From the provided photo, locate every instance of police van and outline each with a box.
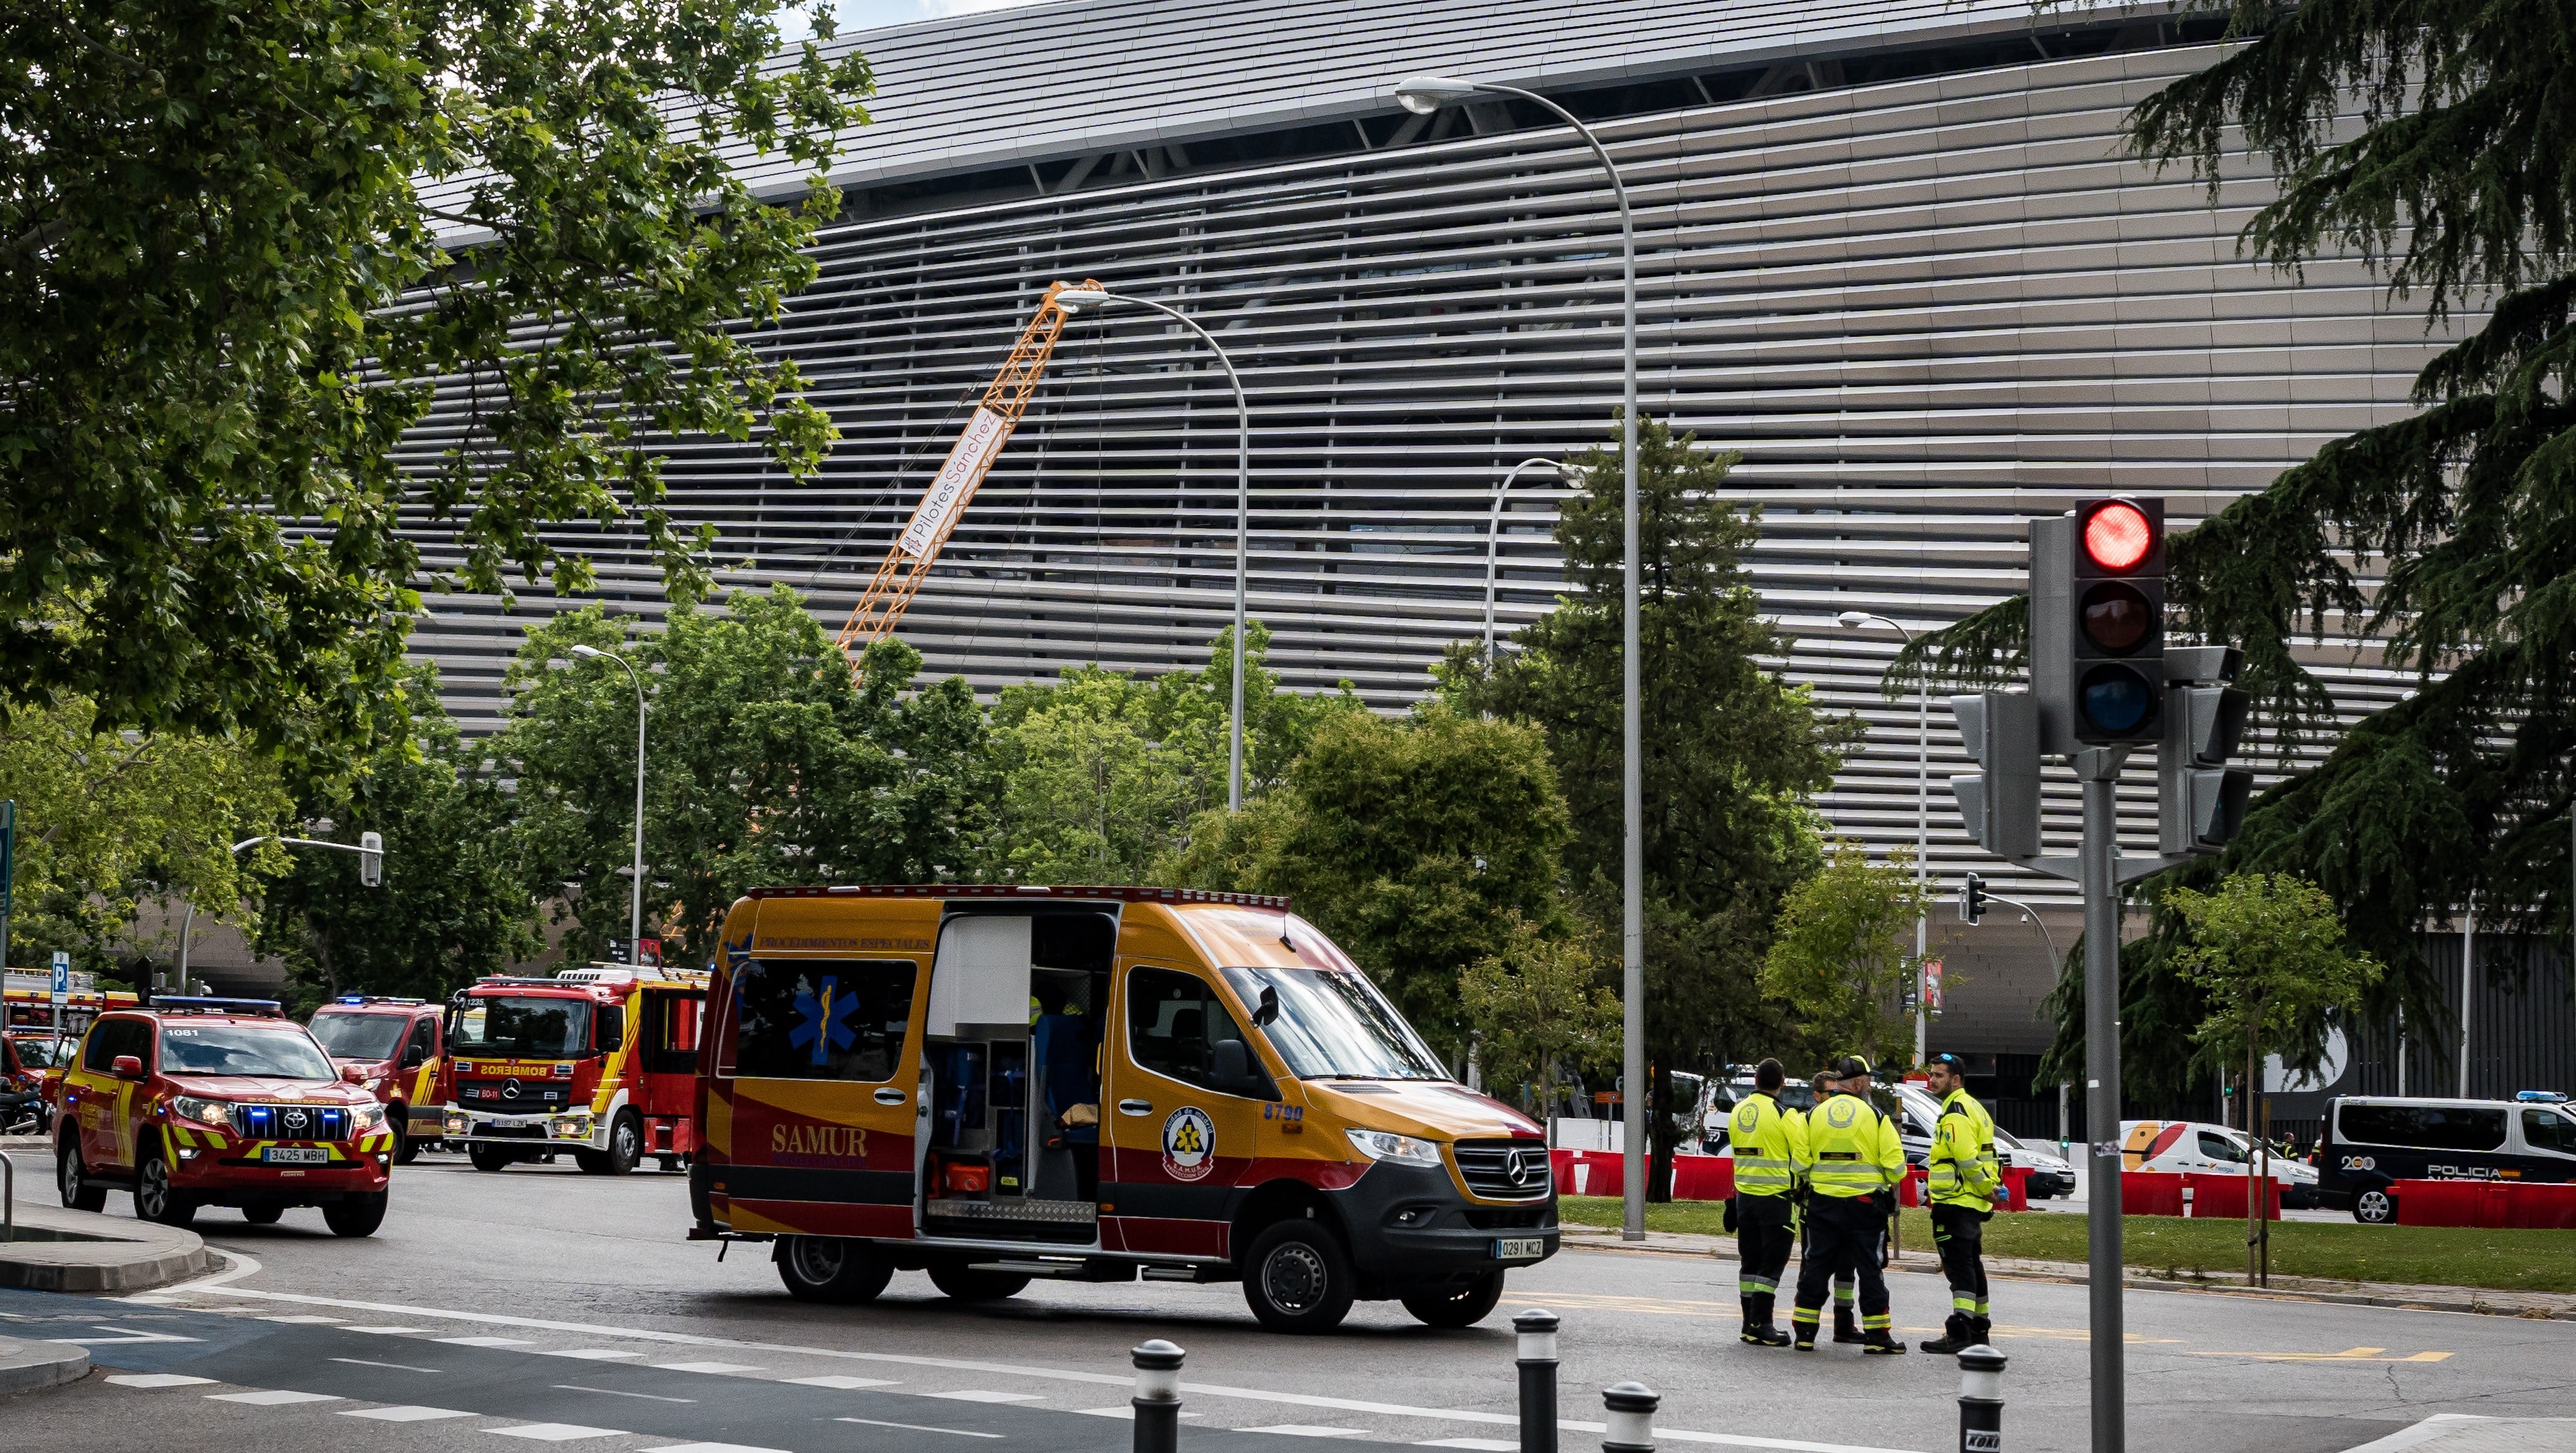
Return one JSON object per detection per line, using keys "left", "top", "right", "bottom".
{"left": 688, "top": 884, "right": 1556, "bottom": 1333}
{"left": 2317, "top": 1095, "right": 2576, "bottom": 1222}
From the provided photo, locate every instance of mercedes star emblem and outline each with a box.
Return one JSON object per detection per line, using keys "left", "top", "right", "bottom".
{"left": 502, "top": 1078, "right": 522, "bottom": 1100}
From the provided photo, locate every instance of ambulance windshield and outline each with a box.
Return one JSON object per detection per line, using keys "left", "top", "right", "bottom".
{"left": 1221, "top": 965, "right": 1446, "bottom": 1081}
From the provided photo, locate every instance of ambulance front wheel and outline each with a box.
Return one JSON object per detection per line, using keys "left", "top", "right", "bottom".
{"left": 1400, "top": 1268, "right": 1506, "bottom": 1328}
{"left": 776, "top": 1236, "right": 894, "bottom": 1305}
{"left": 1241, "top": 1219, "right": 1356, "bottom": 1333}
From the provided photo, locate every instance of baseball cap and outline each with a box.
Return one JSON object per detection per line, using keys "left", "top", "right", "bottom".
{"left": 1833, "top": 1054, "right": 1873, "bottom": 1079}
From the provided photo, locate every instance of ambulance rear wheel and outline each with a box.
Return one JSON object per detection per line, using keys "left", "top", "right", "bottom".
{"left": 776, "top": 1236, "right": 894, "bottom": 1305}
{"left": 1241, "top": 1219, "right": 1355, "bottom": 1334}
{"left": 1400, "top": 1268, "right": 1506, "bottom": 1328}
{"left": 468, "top": 1142, "right": 516, "bottom": 1173}
{"left": 927, "top": 1262, "right": 1030, "bottom": 1302}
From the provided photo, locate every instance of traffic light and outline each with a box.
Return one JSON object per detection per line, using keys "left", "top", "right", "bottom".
{"left": 2158, "top": 645, "right": 2253, "bottom": 855}
{"left": 2032, "top": 497, "right": 2166, "bottom": 752}
{"left": 1960, "top": 872, "right": 1988, "bottom": 924}
{"left": 1947, "top": 691, "right": 2040, "bottom": 859}
{"left": 359, "top": 830, "right": 383, "bottom": 888}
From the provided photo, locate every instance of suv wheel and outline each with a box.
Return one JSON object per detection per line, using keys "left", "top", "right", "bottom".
{"left": 1241, "top": 1219, "right": 1356, "bottom": 1333}
{"left": 323, "top": 1191, "right": 388, "bottom": 1237}
{"left": 59, "top": 1140, "right": 105, "bottom": 1212}
{"left": 1400, "top": 1268, "right": 1506, "bottom": 1328}
{"left": 134, "top": 1140, "right": 197, "bottom": 1229}
{"left": 775, "top": 1235, "right": 894, "bottom": 1305}
{"left": 242, "top": 1203, "right": 285, "bottom": 1225}
{"left": 2352, "top": 1187, "right": 2398, "bottom": 1225}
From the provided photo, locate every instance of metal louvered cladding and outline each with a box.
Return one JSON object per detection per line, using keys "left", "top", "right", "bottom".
{"left": 402, "top": 19, "right": 2449, "bottom": 914}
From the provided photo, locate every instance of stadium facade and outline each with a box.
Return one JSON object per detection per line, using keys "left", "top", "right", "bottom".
{"left": 399, "top": 0, "right": 2464, "bottom": 1097}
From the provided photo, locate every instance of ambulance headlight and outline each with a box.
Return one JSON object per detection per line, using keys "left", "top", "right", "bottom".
{"left": 1345, "top": 1129, "right": 1443, "bottom": 1168}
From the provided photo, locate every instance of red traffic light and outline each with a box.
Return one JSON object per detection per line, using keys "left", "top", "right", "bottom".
{"left": 2082, "top": 500, "right": 2155, "bottom": 572}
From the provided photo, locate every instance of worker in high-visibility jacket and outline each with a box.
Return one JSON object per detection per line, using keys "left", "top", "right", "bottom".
{"left": 1727, "top": 1058, "right": 1807, "bottom": 1346}
{"left": 1798, "top": 1066, "right": 1863, "bottom": 1342}
{"left": 1918, "top": 1051, "right": 2003, "bottom": 1354}
{"left": 1789, "top": 1056, "right": 1907, "bottom": 1354}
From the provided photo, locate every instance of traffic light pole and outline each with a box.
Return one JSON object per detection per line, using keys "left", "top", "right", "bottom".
{"left": 2077, "top": 746, "right": 2128, "bottom": 1453}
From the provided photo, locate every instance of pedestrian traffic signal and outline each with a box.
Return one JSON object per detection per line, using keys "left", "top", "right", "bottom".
{"left": 2032, "top": 497, "right": 2166, "bottom": 751}
{"left": 1947, "top": 692, "right": 2040, "bottom": 859}
{"left": 1960, "top": 873, "right": 1988, "bottom": 925}
{"left": 2158, "top": 645, "right": 2253, "bottom": 856}
{"left": 358, "top": 830, "right": 383, "bottom": 888}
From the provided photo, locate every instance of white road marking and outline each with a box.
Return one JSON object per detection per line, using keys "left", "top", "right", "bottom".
{"left": 1239, "top": 1428, "right": 1371, "bottom": 1438}
{"left": 339, "top": 1405, "right": 478, "bottom": 1422}
{"left": 175, "top": 1283, "right": 1929, "bottom": 1453}
{"left": 439, "top": 1336, "right": 539, "bottom": 1348}
{"left": 556, "top": 1384, "right": 696, "bottom": 1403}
{"left": 129, "top": 1247, "right": 266, "bottom": 1300}
{"left": 1075, "top": 1408, "right": 1204, "bottom": 1420}
{"left": 922, "top": 1389, "right": 1041, "bottom": 1403}
{"left": 834, "top": 1416, "right": 1005, "bottom": 1438}
{"left": 652, "top": 1361, "right": 765, "bottom": 1375}
{"left": 53, "top": 1324, "right": 202, "bottom": 1346}
{"left": 642, "top": 1444, "right": 794, "bottom": 1453}
{"left": 487, "top": 1423, "right": 630, "bottom": 1441}
{"left": 107, "top": 1373, "right": 218, "bottom": 1389}
{"left": 209, "top": 1390, "right": 343, "bottom": 1406}
{"left": 258, "top": 1315, "right": 346, "bottom": 1325}
{"left": 345, "top": 1325, "right": 430, "bottom": 1335}
{"left": 782, "top": 1374, "right": 902, "bottom": 1389}
{"left": 539, "top": 1348, "right": 644, "bottom": 1361}
{"left": 334, "top": 1356, "right": 442, "bottom": 1374}
{"left": 1417, "top": 1441, "right": 1519, "bottom": 1451}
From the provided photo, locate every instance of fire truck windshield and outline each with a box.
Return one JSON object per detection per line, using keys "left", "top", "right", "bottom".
{"left": 308, "top": 1012, "right": 407, "bottom": 1060}
{"left": 453, "top": 996, "right": 591, "bottom": 1057}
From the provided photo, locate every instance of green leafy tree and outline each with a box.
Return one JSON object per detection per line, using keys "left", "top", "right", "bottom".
{"left": 1759, "top": 842, "right": 1935, "bottom": 1071}
{"left": 252, "top": 668, "right": 539, "bottom": 1013}
{"left": 1459, "top": 921, "right": 1622, "bottom": 1118}
{"left": 1176, "top": 705, "right": 1576, "bottom": 1062}
{"left": 1442, "top": 413, "right": 1852, "bottom": 1194}
{"left": 0, "top": 699, "right": 293, "bottom": 979}
{"left": 502, "top": 587, "right": 989, "bottom": 967}
{"left": 0, "top": 0, "right": 871, "bottom": 761}
{"left": 1901, "top": 1, "right": 2576, "bottom": 1084}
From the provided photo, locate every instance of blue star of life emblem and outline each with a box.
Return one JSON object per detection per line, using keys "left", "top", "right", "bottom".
{"left": 791, "top": 975, "right": 859, "bottom": 1067}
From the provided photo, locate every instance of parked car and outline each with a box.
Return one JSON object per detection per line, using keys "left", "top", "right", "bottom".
{"left": 2317, "top": 1095, "right": 2576, "bottom": 1224}
{"left": 2118, "top": 1118, "right": 2321, "bottom": 1209}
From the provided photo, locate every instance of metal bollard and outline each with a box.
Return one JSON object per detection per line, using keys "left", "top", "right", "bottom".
{"left": 1957, "top": 1344, "right": 2007, "bottom": 1453}
{"left": 1132, "top": 1338, "right": 1186, "bottom": 1453}
{"left": 1514, "top": 1308, "right": 1559, "bottom": 1453}
{"left": 1600, "top": 1381, "right": 1658, "bottom": 1453}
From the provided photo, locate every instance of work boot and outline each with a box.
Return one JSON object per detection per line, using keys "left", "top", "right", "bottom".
{"left": 1832, "top": 1310, "right": 1865, "bottom": 1345}
{"left": 1744, "top": 1324, "right": 1793, "bottom": 1348}
{"left": 1792, "top": 1333, "right": 1815, "bottom": 1351}
{"left": 1860, "top": 1330, "right": 1909, "bottom": 1355}
{"left": 1971, "top": 1318, "right": 1993, "bottom": 1348}
{"left": 1919, "top": 1315, "right": 1976, "bottom": 1354}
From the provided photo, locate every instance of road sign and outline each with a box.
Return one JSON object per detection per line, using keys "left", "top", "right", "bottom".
{"left": 52, "top": 949, "right": 70, "bottom": 1005}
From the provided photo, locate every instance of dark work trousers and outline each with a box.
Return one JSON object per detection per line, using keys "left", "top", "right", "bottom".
{"left": 1792, "top": 1194, "right": 1893, "bottom": 1339}
{"left": 1930, "top": 1203, "right": 1992, "bottom": 1340}
{"left": 1734, "top": 1194, "right": 1796, "bottom": 1330}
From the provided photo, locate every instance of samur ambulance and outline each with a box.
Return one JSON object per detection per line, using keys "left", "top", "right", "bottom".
{"left": 689, "top": 884, "right": 1557, "bottom": 1334}
{"left": 440, "top": 965, "right": 708, "bottom": 1175}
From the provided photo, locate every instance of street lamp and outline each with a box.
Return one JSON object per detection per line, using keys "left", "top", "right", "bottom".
{"left": 1395, "top": 74, "right": 1648, "bottom": 1243}
{"left": 176, "top": 832, "right": 385, "bottom": 986}
{"left": 1484, "top": 458, "right": 1577, "bottom": 658}
{"left": 567, "top": 645, "right": 649, "bottom": 962}
{"left": 1839, "top": 610, "right": 1930, "bottom": 1067}
{"left": 1054, "top": 285, "right": 1254, "bottom": 813}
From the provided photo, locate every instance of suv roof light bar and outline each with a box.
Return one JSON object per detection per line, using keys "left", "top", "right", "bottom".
{"left": 745, "top": 883, "right": 1292, "bottom": 910}
{"left": 144, "top": 996, "right": 287, "bottom": 1017}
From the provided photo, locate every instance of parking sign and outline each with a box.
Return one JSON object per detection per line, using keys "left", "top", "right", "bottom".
{"left": 51, "top": 948, "right": 69, "bottom": 1004}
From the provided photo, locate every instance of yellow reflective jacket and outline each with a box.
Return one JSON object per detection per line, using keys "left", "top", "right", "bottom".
{"left": 1799, "top": 1091, "right": 1904, "bottom": 1198}
{"left": 1927, "top": 1087, "right": 2003, "bottom": 1209}
{"left": 1728, "top": 1092, "right": 1807, "bottom": 1197}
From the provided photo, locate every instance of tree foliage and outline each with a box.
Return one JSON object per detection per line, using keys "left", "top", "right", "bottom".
{"left": 0, "top": 0, "right": 871, "bottom": 761}
{"left": 1459, "top": 923, "right": 1622, "bottom": 1118}
{"left": 2166, "top": 872, "right": 2382, "bottom": 1087}
{"left": 1760, "top": 842, "right": 1934, "bottom": 1071}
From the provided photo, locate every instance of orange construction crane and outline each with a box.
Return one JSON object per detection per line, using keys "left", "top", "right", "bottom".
{"left": 835, "top": 279, "right": 1098, "bottom": 662}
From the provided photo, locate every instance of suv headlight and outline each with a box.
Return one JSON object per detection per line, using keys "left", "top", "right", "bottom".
{"left": 1345, "top": 1129, "right": 1443, "bottom": 1168}
{"left": 171, "top": 1095, "right": 234, "bottom": 1130}
{"left": 348, "top": 1103, "right": 386, "bottom": 1136}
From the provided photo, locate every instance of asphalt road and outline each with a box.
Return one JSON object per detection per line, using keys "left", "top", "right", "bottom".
{"left": 6, "top": 1144, "right": 2570, "bottom": 1453}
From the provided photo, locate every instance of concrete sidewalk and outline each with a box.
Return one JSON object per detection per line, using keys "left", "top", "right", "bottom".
{"left": 0, "top": 1334, "right": 90, "bottom": 1395}
{"left": 1560, "top": 1221, "right": 2576, "bottom": 1322}
{"left": 0, "top": 1195, "right": 211, "bottom": 1294}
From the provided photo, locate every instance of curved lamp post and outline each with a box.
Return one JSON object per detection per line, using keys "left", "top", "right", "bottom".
{"left": 1396, "top": 74, "right": 1645, "bottom": 1240}
{"left": 1838, "top": 610, "right": 1929, "bottom": 1067}
{"left": 1055, "top": 285, "right": 1254, "bottom": 813}
{"left": 177, "top": 833, "right": 384, "bottom": 986}
{"left": 567, "top": 644, "right": 649, "bottom": 960}
{"left": 1484, "top": 458, "right": 1577, "bottom": 658}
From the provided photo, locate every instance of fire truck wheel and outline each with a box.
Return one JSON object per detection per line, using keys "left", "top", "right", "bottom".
{"left": 58, "top": 1140, "right": 106, "bottom": 1213}
{"left": 468, "top": 1142, "right": 516, "bottom": 1173}
{"left": 133, "top": 1140, "right": 197, "bottom": 1229}
{"left": 1241, "top": 1218, "right": 1356, "bottom": 1334}
{"left": 391, "top": 1115, "right": 420, "bottom": 1165}
{"left": 775, "top": 1236, "right": 894, "bottom": 1305}
{"left": 1399, "top": 1268, "right": 1506, "bottom": 1328}
{"left": 927, "top": 1262, "right": 1030, "bottom": 1302}
{"left": 324, "top": 1191, "right": 388, "bottom": 1238}
{"left": 242, "top": 1202, "right": 285, "bottom": 1225}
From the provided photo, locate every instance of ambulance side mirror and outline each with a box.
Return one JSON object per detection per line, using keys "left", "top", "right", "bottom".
{"left": 1211, "top": 1038, "right": 1269, "bottom": 1099}
{"left": 1252, "top": 986, "right": 1280, "bottom": 1027}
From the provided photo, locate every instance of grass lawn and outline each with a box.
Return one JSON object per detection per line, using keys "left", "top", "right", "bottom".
{"left": 1555, "top": 1195, "right": 2576, "bottom": 1294}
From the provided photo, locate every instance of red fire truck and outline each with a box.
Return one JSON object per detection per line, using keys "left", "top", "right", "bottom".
{"left": 440, "top": 966, "right": 707, "bottom": 1175}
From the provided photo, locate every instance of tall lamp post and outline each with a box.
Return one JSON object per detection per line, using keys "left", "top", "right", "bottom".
{"left": 1484, "top": 458, "right": 1577, "bottom": 657}
{"left": 1054, "top": 285, "right": 1254, "bottom": 812}
{"left": 1395, "top": 74, "right": 1646, "bottom": 1240}
{"left": 567, "top": 645, "right": 649, "bottom": 961}
{"left": 1839, "top": 611, "right": 1930, "bottom": 1067}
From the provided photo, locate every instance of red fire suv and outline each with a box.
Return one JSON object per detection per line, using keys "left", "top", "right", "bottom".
{"left": 55, "top": 998, "right": 394, "bottom": 1235}
{"left": 308, "top": 995, "right": 448, "bottom": 1163}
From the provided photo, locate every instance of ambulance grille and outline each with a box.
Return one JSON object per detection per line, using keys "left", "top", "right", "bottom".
{"left": 1452, "top": 1140, "right": 1551, "bottom": 1201}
